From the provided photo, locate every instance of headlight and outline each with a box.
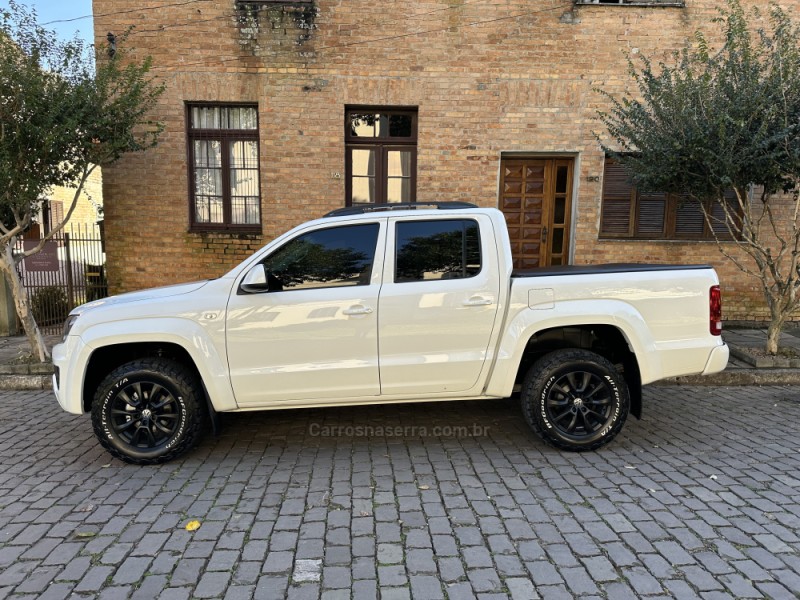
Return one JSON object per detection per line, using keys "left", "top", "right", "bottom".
{"left": 62, "top": 314, "right": 80, "bottom": 340}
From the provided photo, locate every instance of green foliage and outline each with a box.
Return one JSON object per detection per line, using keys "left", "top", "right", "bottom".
{"left": 0, "top": 0, "right": 165, "bottom": 239}
{"left": 0, "top": 1, "right": 164, "bottom": 360}
{"left": 30, "top": 286, "right": 69, "bottom": 326}
{"left": 596, "top": 0, "right": 800, "bottom": 353}
{"left": 597, "top": 0, "right": 800, "bottom": 204}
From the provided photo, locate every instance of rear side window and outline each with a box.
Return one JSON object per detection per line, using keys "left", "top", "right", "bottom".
{"left": 395, "top": 219, "right": 481, "bottom": 283}
{"left": 262, "top": 224, "right": 379, "bottom": 291}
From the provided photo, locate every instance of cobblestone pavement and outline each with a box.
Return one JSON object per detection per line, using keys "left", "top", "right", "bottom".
{"left": 1, "top": 387, "right": 799, "bottom": 600}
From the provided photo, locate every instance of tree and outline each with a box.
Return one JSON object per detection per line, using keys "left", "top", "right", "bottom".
{"left": 596, "top": 0, "right": 800, "bottom": 354}
{"left": 0, "top": 1, "right": 164, "bottom": 361}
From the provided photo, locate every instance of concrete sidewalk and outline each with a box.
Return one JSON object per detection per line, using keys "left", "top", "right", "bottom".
{"left": 0, "top": 328, "right": 799, "bottom": 390}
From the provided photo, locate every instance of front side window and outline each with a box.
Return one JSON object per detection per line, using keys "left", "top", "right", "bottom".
{"left": 262, "top": 224, "right": 379, "bottom": 291}
{"left": 187, "top": 104, "right": 261, "bottom": 231}
{"left": 346, "top": 107, "right": 417, "bottom": 206}
{"left": 599, "top": 159, "right": 738, "bottom": 240}
{"left": 395, "top": 220, "right": 481, "bottom": 283}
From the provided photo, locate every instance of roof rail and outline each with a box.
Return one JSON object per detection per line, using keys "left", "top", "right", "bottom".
{"left": 324, "top": 202, "right": 478, "bottom": 218}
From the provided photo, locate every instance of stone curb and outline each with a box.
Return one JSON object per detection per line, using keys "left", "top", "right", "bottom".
{"left": 0, "top": 374, "right": 53, "bottom": 391}
{"left": 657, "top": 368, "right": 800, "bottom": 386}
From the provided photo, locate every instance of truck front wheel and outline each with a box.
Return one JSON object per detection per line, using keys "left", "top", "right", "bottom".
{"left": 90, "top": 358, "right": 207, "bottom": 464}
{"left": 521, "top": 349, "right": 629, "bottom": 451}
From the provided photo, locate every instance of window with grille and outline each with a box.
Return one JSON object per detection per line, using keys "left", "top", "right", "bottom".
{"left": 599, "top": 159, "right": 739, "bottom": 240}
{"left": 187, "top": 103, "right": 261, "bottom": 232}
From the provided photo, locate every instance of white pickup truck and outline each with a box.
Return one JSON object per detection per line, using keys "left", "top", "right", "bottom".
{"left": 53, "top": 203, "right": 729, "bottom": 464}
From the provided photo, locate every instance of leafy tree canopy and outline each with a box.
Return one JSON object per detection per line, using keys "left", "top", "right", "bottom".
{"left": 0, "top": 0, "right": 165, "bottom": 361}
{"left": 598, "top": 0, "right": 800, "bottom": 203}
{"left": 596, "top": 0, "right": 800, "bottom": 354}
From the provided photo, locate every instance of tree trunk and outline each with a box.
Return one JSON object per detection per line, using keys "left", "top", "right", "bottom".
{"left": 766, "top": 319, "right": 784, "bottom": 355}
{"left": 0, "top": 243, "right": 50, "bottom": 362}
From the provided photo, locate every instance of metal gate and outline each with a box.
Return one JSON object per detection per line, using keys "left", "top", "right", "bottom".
{"left": 14, "top": 223, "right": 107, "bottom": 335}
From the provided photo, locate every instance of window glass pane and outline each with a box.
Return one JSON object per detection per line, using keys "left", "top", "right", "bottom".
{"left": 240, "top": 107, "right": 258, "bottom": 129}
{"left": 227, "top": 107, "right": 240, "bottom": 130}
{"left": 194, "top": 140, "right": 222, "bottom": 168}
{"left": 263, "top": 224, "right": 380, "bottom": 291}
{"left": 193, "top": 140, "right": 223, "bottom": 223}
{"left": 555, "top": 166, "right": 568, "bottom": 194}
{"left": 230, "top": 140, "right": 259, "bottom": 169}
{"left": 551, "top": 228, "right": 564, "bottom": 255}
{"left": 553, "top": 197, "right": 565, "bottom": 224}
{"left": 194, "top": 168, "right": 222, "bottom": 197}
{"left": 195, "top": 197, "right": 210, "bottom": 223}
{"left": 387, "top": 179, "right": 410, "bottom": 204}
{"left": 352, "top": 149, "right": 375, "bottom": 176}
{"left": 232, "top": 196, "right": 260, "bottom": 225}
{"left": 387, "top": 150, "right": 411, "bottom": 177}
{"left": 191, "top": 106, "right": 221, "bottom": 129}
{"left": 388, "top": 114, "right": 413, "bottom": 137}
{"left": 230, "top": 141, "right": 260, "bottom": 225}
{"left": 395, "top": 220, "right": 481, "bottom": 283}
{"left": 352, "top": 177, "right": 375, "bottom": 204}
{"left": 350, "top": 113, "right": 378, "bottom": 138}
{"left": 209, "top": 197, "right": 223, "bottom": 223}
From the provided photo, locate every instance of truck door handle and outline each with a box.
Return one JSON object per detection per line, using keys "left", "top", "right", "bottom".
{"left": 343, "top": 305, "right": 374, "bottom": 316}
{"left": 463, "top": 296, "right": 493, "bottom": 307}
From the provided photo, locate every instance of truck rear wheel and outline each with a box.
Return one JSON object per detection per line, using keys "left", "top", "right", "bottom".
{"left": 90, "top": 358, "right": 206, "bottom": 465}
{"left": 521, "top": 349, "right": 629, "bottom": 451}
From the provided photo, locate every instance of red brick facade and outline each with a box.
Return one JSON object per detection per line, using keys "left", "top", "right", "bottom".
{"left": 94, "top": 0, "right": 795, "bottom": 320}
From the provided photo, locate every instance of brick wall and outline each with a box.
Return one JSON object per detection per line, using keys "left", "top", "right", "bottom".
{"left": 93, "top": 0, "right": 795, "bottom": 321}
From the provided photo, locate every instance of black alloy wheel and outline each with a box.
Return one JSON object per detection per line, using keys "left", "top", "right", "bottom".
{"left": 521, "top": 348, "right": 630, "bottom": 451}
{"left": 91, "top": 358, "right": 206, "bottom": 464}
{"left": 544, "top": 370, "right": 615, "bottom": 440}
{"left": 108, "top": 380, "right": 182, "bottom": 449}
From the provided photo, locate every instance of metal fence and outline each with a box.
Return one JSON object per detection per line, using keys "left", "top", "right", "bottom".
{"left": 14, "top": 223, "right": 107, "bottom": 335}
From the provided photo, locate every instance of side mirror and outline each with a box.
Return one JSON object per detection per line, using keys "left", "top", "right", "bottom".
{"left": 239, "top": 264, "right": 270, "bottom": 294}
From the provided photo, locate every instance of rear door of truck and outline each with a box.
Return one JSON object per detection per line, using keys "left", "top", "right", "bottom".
{"left": 377, "top": 214, "right": 502, "bottom": 395}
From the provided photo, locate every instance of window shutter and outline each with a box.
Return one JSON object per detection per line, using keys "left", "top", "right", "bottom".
{"left": 600, "top": 160, "right": 634, "bottom": 236}
{"left": 635, "top": 192, "right": 666, "bottom": 236}
{"left": 709, "top": 190, "right": 741, "bottom": 238}
{"left": 674, "top": 195, "right": 705, "bottom": 237}
{"left": 50, "top": 201, "right": 64, "bottom": 231}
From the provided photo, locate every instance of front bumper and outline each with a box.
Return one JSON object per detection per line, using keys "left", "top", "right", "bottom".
{"left": 52, "top": 336, "right": 89, "bottom": 414}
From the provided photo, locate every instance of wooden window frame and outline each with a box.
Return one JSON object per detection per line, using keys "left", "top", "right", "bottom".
{"left": 599, "top": 158, "right": 739, "bottom": 241}
{"left": 186, "top": 102, "right": 261, "bottom": 234}
{"left": 345, "top": 106, "right": 418, "bottom": 207}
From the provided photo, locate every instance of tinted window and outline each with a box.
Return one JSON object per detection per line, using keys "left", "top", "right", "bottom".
{"left": 395, "top": 220, "right": 481, "bottom": 283}
{"left": 263, "top": 224, "right": 379, "bottom": 291}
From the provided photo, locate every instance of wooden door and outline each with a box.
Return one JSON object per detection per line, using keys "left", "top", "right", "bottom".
{"left": 499, "top": 158, "right": 574, "bottom": 269}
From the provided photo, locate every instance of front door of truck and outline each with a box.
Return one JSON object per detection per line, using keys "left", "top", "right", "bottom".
{"left": 377, "top": 215, "right": 501, "bottom": 395}
{"left": 226, "top": 221, "right": 384, "bottom": 405}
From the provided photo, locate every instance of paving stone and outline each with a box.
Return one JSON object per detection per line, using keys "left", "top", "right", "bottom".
{"left": 0, "top": 387, "right": 799, "bottom": 599}
{"left": 410, "top": 574, "right": 445, "bottom": 599}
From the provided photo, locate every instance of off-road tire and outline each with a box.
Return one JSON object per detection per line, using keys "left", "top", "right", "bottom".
{"left": 91, "top": 358, "right": 206, "bottom": 465}
{"left": 521, "top": 349, "right": 629, "bottom": 452}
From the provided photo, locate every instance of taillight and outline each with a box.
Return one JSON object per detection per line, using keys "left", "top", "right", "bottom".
{"left": 710, "top": 285, "right": 722, "bottom": 336}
